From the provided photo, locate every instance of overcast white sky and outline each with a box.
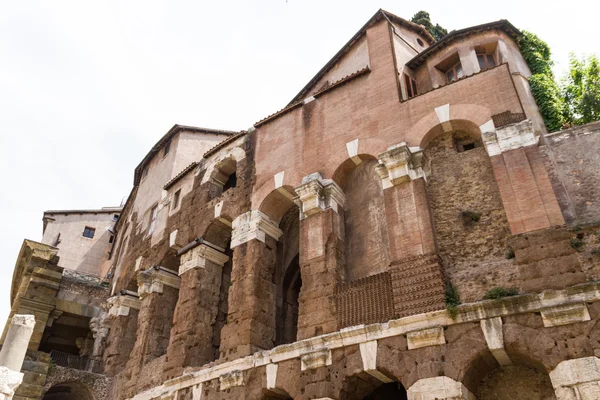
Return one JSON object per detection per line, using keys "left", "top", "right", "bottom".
{"left": 0, "top": 1, "right": 597, "bottom": 325}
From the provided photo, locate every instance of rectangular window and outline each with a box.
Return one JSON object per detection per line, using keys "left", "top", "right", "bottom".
{"left": 446, "top": 62, "right": 464, "bottom": 83}
{"left": 404, "top": 74, "right": 418, "bottom": 99}
{"left": 477, "top": 53, "right": 496, "bottom": 70}
{"left": 113, "top": 214, "right": 119, "bottom": 221}
{"left": 163, "top": 140, "right": 171, "bottom": 157}
{"left": 148, "top": 205, "right": 158, "bottom": 234}
{"left": 109, "top": 235, "right": 115, "bottom": 244}
{"left": 171, "top": 189, "right": 181, "bottom": 211}
{"left": 83, "top": 226, "right": 96, "bottom": 239}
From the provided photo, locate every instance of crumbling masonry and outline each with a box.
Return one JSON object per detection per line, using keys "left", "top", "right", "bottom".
{"left": 3, "top": 8, "right": 600, "bottom": 400}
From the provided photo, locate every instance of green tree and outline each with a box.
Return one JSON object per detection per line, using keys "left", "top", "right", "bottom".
{"left": 561, "top": 53, "right": 600, "bottom": 126}
{"left": 410, "top": 11, "right": 447, "bottom": 41}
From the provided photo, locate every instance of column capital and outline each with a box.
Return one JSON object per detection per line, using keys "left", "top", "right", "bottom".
{"left": 137, "top": 267, "right": 180, "bottom": 298}
{"left": 107, "top": 293, "right": 141, "bottom": 317}
{"left": 295, "top": 173, "right": 345, "bottom": 219}
{"left": 231, "top": 210, "right": 283, "bottom": 248}
{"left": 376, "top": 143, "right": 425, "bottom": 188}
{"left": 481, "top": 118, "right": 538, "bottom": 156}
{"left": 179, "top": 243, "right": 229, "bottom": 275}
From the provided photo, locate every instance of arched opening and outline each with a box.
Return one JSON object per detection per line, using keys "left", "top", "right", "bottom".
{"left": 423, "top": 122, "right": 513, "bottom": 303}
{"left": 40, "top": 313, "right": 93, "bottom": 371}
{"left": 340, "top": 376, "right": 407, "bottom": 400}
{"left": 209, "top": 157, "right": 237, "bottom": 196}
{"left": 334, "top": 155, "right": 390, "bottom": 281}
{"left": 363, "top": 382, "right": 407, "bottom": 400}
{"left": 476, "top": 365, "right": 555, "bottom": 399}
{"left": 42, "top": 382, "right": 94, "bottom": 400}
{"left": 159, "top": 250, "right": 180, "bottom": 273}
{"left": 203, "top": 219, "right": 233, "bottom": 360}
{"left": 274, "top": 207, "right": 301, "bottom": 346}
{"left": 259, "top": 188, "right": 301, "bottom": 348}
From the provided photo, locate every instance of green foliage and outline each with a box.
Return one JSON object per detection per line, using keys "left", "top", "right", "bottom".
{"left": 520, "top": 31, "right": 553, "bottom": 76}
{"left": 570, "top": 238, "right": 585, "bottom": 250}
{"left": 561, "top": 53, "right": 600, "bottom": 126}
{"left": 445, "top": 283, "right": 460, "bottom": 319}
{"left": 411, "top": 11, "right": 448, "bottom": 41}
{"left": 505, "top": 248, "right": 515, "bottom": 259}
{"left": 483, "top": 287, "right": 519, "bottom": 300}
{"left": 519, "top": 31, "right": 565, "bottom": 132}
{"left": 529, "top": 73, "right": 565, "bottom": 132}
{"left": 520, "top": 30, "right": 599, "bottom": 131}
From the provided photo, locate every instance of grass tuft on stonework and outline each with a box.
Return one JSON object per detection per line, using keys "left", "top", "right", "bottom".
{"left": 483, "top": 287, "right": 519, "bottom": 300}
{"left": 445, "top": 283, "right": 460, "bottom": 319}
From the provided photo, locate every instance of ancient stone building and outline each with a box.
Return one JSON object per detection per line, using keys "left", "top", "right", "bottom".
{"left": 3, "top": 8, "right": 600, "bottom": 400}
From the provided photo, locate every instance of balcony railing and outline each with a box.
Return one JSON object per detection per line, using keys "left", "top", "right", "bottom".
{"left": 50, "top": 350, "right": 91, "bottom": 371}
{"left": 62, "top": 268, "right": 109, "bottom": 287}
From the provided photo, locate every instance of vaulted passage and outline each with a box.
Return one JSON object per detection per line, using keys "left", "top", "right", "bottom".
{"left": 42, "top": 382, "right": 94, "bottom": 400}
{"left": 363, "top": 382, "right": 407, "bottom": 400}
{"left": 476, "top": 365, "right": 556, "bottom": 400}
{"left": 275, "top": 207, "right": 301, "bottom": 346}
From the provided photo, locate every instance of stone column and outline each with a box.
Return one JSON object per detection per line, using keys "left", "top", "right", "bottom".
{"left": 163, "top": 243, "right": 229, "bottom": 379}
{"left": 376, "top": 143, "right": 445, "bottom": 317}
{"left": 103, "top": 293, "right": 140, "bottom": 376}
{"left": 295, "top": 173, "right": 346, "bottom": 339}
{"left": 550, "top": 357, "right": 600, "bottom": 399}
{"left": 482, "top": 119, "right": 564, "bottom": 234}
{"left": 219, "top": 210, "right": 282, "bottom": 359}
{"left": 0, "top": 314, "right": 35, "bottom": 400}
{"left": 407, "top": 376, "right": 476, "bottom": 400}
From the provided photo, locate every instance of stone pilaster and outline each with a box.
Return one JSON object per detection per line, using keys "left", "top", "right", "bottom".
{"left": 295, "top": 173, "right": 346, "bottom": 339}
{"left": 220, "top": 211, "right": 280, "bottom": 359}
{"left": 376, "top": 143, "right": 436, "bottom": 261}
{"left": 103, "top": 293, "right": 140, "bottom": 376}
{"left": 482, "top": 119, "right": 565, "bottom": 234}
{"left": 164, "top": 244, "right": 229, "bottom": 379}
{"left": 550, "top": 357, "right": 600, "bottom": 399}
{"left": 124, "top": 267, "right": 180, "bottom": 395}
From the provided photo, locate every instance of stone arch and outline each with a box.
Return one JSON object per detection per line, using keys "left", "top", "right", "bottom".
{"left": 259, "top": 186, "right": 297, "bottom": 225}
{"left": 42, "top": 381, "right": 95, "bottom": 400}
{"left": 201, "top": 146, "right": 246, "bottom": 187}
{"left": 332, "top": 154, "right": 390, "bottom": 281}
{"left": 201, "top": 218, "right": 233, "bottom": 360}
{"left": 405, "top": 103, "right": 492, "bottom": 148}
{"left": 460, "top": 323, "right": 557, "bottom": 399}
{"left": 340, "top": 375, "right": 407, "bottom": 400}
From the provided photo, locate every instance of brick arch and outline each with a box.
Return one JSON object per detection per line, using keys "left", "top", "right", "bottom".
{"left": 42, "top": 381, "right": 95, "bottom": 400}
{"left": 331, "top": 154, "right": 379, "bottom": 189}
{"left": 405, "top": 103, "right": 492, "bottom": 149}
{"left": 201, "top": 146, "right": 246, "bottom": 185}
{"left": 323, "top": 137, "right": 388, "bottom": 179}
{"left": 258, "top": 186, "right": 298, "bottom": 224}
{"left": 202, "top": 218, "right": 233, "bottom": 249}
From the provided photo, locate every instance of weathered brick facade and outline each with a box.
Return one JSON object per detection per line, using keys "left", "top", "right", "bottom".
{"left": 3, "top": 8, "right": 600, "bottom": 400}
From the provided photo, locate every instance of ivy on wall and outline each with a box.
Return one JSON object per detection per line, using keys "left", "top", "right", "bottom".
{"left": 519, "top": 31, "right": 564, "bottom": 132}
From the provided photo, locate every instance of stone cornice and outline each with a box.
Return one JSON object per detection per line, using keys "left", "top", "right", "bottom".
{"left": 481, "top": 118, "right": 538, "bottom": 156}
{"left": 231, "top": 210, "right": 283, "bottom": 248}
{"left": 107, "top": 294, "right": 141, "bottom": 317}
{"left": 128, "top": 281, "right": 600, "bottom": 400}
{"left": 137, "top": 267, "right": 180, "bottom": 298}
{"left": 376, "top": 143, "right": 426, "bottom": 188}
{"left": 295, "top": 173, "right": 345, "bottom": 219}
{"left": 179, "top": 244, "right": 229, "bottom": 275}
